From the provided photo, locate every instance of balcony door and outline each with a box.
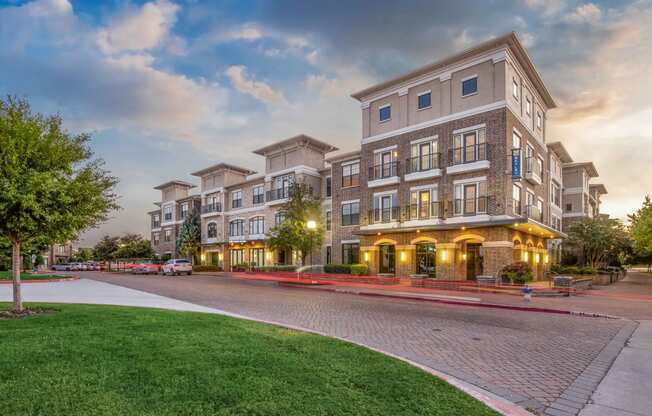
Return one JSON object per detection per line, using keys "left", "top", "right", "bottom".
{"left": 464, "top": 184, "right": 477, "bottom": 215}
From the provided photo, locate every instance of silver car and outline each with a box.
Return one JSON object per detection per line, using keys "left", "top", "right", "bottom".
{"left": 161, "top": 259, "right": 192, "bottom": 276}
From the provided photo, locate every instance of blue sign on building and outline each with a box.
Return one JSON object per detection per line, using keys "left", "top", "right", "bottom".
{"left": 511, "top": 149, "right": 521, "bottom": 179}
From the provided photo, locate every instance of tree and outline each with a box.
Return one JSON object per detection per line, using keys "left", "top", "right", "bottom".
{"left": 566, "top": 217, "right": 631, "bottom": 268}
{"left": 0, "top": 96, "right": 119, "bottom": 311}
{"left": 176, "top": 211, "right": 201, "bottom": 263}
{"left": 71, "top": 248, "right": 94, "bottom": 262}
{"left": 114, "top": 236, "right": 155, "bottom": 259}
{"left": 628, "top": 195, "right": 652, "bottom": 261}
{"left": 266, "top": 183, "right": 324, "bottom": 266}
{"left": 93, "top": 235, "right": 121, "bottom": 261}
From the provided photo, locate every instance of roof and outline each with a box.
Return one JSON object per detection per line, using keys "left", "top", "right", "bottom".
{"left": 190, "top": 163, "right": 255, "bottom": 177}
{"left": 590, "top": 184, "right": 608, "bottom": 195}
{"left": 351, "top": 32, "right": 556, "bottom": 109}
{"left": 153, "top": 180, "right": 196, "bottom": 190}
{"left": 563, "top": 162, "right": 599, "bottom": 178}
{"left": 324, "top": 149, "right": 361, "bottom": 163}
{"left": 252, "top": 134, "right": 338, "bottom": 156}
{"left": 547, "top": 142, "right": 573, "bottom": 163}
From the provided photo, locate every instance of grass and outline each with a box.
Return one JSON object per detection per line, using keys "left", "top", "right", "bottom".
{"left": 0, "top": 303, "right": 498, "bottom": 416}
{"left": 0, "top": 271, "right": 65, "bottom": 280}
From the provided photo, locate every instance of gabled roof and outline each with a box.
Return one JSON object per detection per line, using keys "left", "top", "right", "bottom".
{"left": 590, "top": 184, "right": 608, "bottom": 195}
{"left": 351, "top": 32, "right": 556, "bottom": 109}
{"left": 153, "top": 180, "right": 196, "bottom": 190}
{"left": 252, "top": 134, "right": 338, "bottom": 156}
{"left": 190, "top": 163, "right": 255, "bottom": 177}
{"left": 547, "top": 141, "right": 573, "bottom": 163}
{"left": 563, "top": 162, "right": 599, "bottom": 178}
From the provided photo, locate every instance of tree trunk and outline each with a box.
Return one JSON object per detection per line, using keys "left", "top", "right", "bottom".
{"left": 12, "top": 240, "right": 23, "bottom": 312}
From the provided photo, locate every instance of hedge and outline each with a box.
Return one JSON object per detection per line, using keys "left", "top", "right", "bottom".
{"left": 254, "top": 265, "right": 297, "bottom": 272}
{"left": 193, "top": 265, "right": 223, "bottom": 272}
{"left": 324, "top": 264, "right": 351, "bottom": 274}
{"left": 550, "top": 264, "right": 597, "bottom": 275}
{"left": 350, "top": 264, "right": 369, "bottom": 275}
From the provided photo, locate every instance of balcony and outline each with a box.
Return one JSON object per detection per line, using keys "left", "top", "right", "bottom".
{"left": 449, "top": 196, "right": 490, "bottom": 217}
{"left": 266, "top": 188, "right": 291, "bottom": 203}
{"left": 512, "top": 199, "right": 522, "bottom": 216}
{"left": 368, "top": 207, "right": 401, "bottom": 224}
{"left": 404, "top": 154, "right": 442, "bottom": 182}
{"left": 525, "top": 157, "right": 543, "bottom": 185}
{"left": 405, "top": 201, "right": 443, "bottom": 221}
{"left": 201, "top": 203, "right": 222, "bottom": 215}
{"left": 524, "top": 204, "right": 543, "bottom": 223}
{"left": 163, "top": 213, "right": 173, "bottom": 222}
{"left": 368, "top": 161, "right": 400, "bottom": 188}
{"left": 446, "top": 143, "right": 490, "bottom": 175}
{"left": 151, "top": 221, "right": 161, "bottom": 229}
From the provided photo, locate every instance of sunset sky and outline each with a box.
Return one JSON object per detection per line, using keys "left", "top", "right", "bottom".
{"left": 1, "top": 0, "right": 650, "bottom": 246}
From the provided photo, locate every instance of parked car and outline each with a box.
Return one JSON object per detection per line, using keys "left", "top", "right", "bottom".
{"left": 52, "top": 263, "right": 71, "bottom": 271}
{"left": 132, "top": 262, "right": 161, "bottom": 275}
{"left": 161, "top": 259, "right": 192, "bottom": 276}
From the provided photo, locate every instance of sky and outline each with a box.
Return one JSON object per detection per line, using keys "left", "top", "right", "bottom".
{"left": 1, "top": 0, "right": 650, "bottom": 247}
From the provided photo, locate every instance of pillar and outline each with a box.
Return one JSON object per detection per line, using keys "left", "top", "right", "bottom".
{"left": 481, "top": 241, "right": 514, "bottom": 278}
{"left": 435, "top": 243, "right": 458, "bottom": 280}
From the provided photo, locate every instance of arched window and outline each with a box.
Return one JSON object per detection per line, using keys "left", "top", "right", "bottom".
{"left": 207, "top": 222, "right": 217, "bottom": 238}
{"left": 229, "top": 220, "right": 244, "bottom": 237}
{"left": 249, "top": 216, "right": 265, "bottom": 235}
{"left": 513, "top": 239, "right": 521, "bottom": 262}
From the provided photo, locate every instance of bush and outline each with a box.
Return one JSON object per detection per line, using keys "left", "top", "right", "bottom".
{"left": 324, "top": 264, "right": 351, "bottom": 274}
{"left": 550, "top": 264, "right": 597, "bottom": 275}
{"left": 350, "top": 264, "right": 369, "bottom": 275}
{"left": 580, "top": 266, "right": 597, "bottom": 275}
{"left": 499, "top": 262, "right": 533, "bottom": 284}
{"left": 255, "top": 265, "right": 297, "bottom": 272}
{"left": 232, "top": 263, "right": 250, "bottom": 272}
{"left": 193, "top": 265, "right": 223, "bottom": 272}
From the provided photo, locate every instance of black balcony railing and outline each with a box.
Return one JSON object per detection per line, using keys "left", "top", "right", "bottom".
{"left": 152, "top": 221, "right": 161, "bottom": 229}
{"left": 450, "top": 196, "right": 490, "bottom": 216}
{"left": 201, "top": 203, "right": 222, "bottom": 214}
{"left": 266, "top": 187, "right": 291, "bottom": 202}
{"left": 525, "top": 204, "right": 543, "bottom": 223}
{"left": 406, "top": 201, "right": 443, "bottom": 220}
{"left": 368, "top": 161, "right": 399, "bottom": 181}
{"left": 405, "top": 153, "right": 441, "bottom": 174}
{"left": 368, "top": 207, "right": 401, "bottom": 223}
{"left": 449, "top": 143, "right": 489, "bottom": 165}
{"left": 164, "top": 213, "right": 172, "bottom": 221}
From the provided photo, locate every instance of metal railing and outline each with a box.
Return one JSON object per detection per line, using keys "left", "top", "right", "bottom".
{"left": 512, "top": 199, "right": 522, "bottom": 216}
{"left": 406, "top": 201, "right": 443, "bottom": 220}
{"left": 450, "top": 196, "right": 490, "bottom": 216}
{"left": 525, "top": 157, "right": 542, "bottom": 178}
{"left": 405, "top": 153, "right": 441, "bottom": 174}
{"left": 201, "top": 203, "right": 222, "bottom": 214}
{"left": 368, "top": 161, "right": 399, "bottom": 181}
{"left": 449, "top": 143, "right": 489, "bottom": 165}
{"left": 266, "top": 187, "right": 291, "bottom": 202}
{"left": 525, "top": 204, "right": 543, "bottom": 222}
{"left": 368, "top": 207, "right": 401, "bottom": 223}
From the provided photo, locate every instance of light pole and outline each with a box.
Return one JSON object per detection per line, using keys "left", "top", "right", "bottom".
{"left": 306, "top": 220, "right": 317, "bottom": 271}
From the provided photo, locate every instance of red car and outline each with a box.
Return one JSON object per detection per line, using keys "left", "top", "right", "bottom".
{"left": 131, "top": 262, "right": 161, "bottom": 275}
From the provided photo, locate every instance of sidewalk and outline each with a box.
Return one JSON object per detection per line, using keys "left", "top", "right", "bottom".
{"left": 579, "top": 321, "right": 652, "bottom": 416}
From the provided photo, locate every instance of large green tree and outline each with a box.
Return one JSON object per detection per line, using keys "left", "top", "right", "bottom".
{"left": 176, "top": 211, "right": 201, "bottom": 263}
{"left": 566, "top": 217, "right": 631, "bottom": 268}
{"left": 628, "top": 195, "right": 652, "bottom": 261}
{"left": 0, "top": 97, "right": 119, "bottom": 311}
{"left": 93, "top": 235, "right": 121, "bottom": 261}
{"left": 266, "top": 183, "right": 323, "bottom": 266}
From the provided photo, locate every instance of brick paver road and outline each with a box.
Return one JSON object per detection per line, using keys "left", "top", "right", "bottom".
{"left": 83, "top": 272, "right": 629, "bottom": 415}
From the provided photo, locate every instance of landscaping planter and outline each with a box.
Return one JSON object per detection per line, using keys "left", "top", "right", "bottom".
{"left": 476, "top": 275, "right": 497, "bottom": 287}
{"left": 409, "top": 275, "right": 426, "bottom": 288}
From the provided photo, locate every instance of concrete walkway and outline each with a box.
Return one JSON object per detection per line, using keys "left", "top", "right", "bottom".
{"left": 579, "top": 321, "right": 652, "bottom": 416}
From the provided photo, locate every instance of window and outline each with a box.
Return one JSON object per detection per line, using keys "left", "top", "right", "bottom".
{"left": 341, "top": 161, "right": 360, "bottom": 187}
{"left": 153, "top": 232, "right": 160, "bottom": 246}
{"left": 453, "top": 181, "right": 487, "bottom": 216}
{"left": 342, "top": 243, "right": 360, "bottom": 264}
{"left": 153, "top": 214, "right": 160, "bottom": 228}
{"left": 164, "top": 229, "right": 171, "bottom": 242}
{"left": 409, "top": 188, "right": 438, "bottom": 219}
{"left": 462, "top": 77, "right": 478, "bottom": 96}
{"left": 180, "top": 202, "right": 189, "bottom": 220}
{"left": 551, "top": 183, "right": 561, "bottom": 207}
{"left": 537, "top": 112, "right": 542, "bottom": 129}
{"left": 379, "top": 104, "right": 391, "bottom": 122}
{"left": 417, "top": 91, "right": 431, "bottom": 109}
{"left": 372, "top": 149, "right": 397, "bottom": 179}
{"left": 452, "top": 128, "right": 486, "bottom": 164}
{"left": 373, "top": 193, "right": 398, "bottom": 223}
{"left": 231, "top": 191, "right": 242, "bottom": 209}
{"left": 274, "top": 174, "right": 294, "bottom": 198}
{"left": 566, "top": 203, "right": 573, "bottom": 212}
{"left": 253, "top": 186, "right": 264, "bottom": 204}
{"left": 326, "top": 176, "right": 332, "bottom": 197}
{"left": 326, "top": 246, "right": 332, "bottom": 265}
{"left": 207, "top": 222, "right": 217, "bottom": 238}
{"left": 537, "top": 157, "right": 544, "bottom": 178}
{"left": 229, "top": 220, "right": 244, "bottom": 237}
{"left": 513, "top": 78, "right": 519, "bottom": 99}
{"left": 409, "top": 138, "right": 438, "bottom": 172}
{"left": 513, "top": 184, "right": 522, "bottom": 215}
{"left": 326, "top": 210, "right": 331, "bottom": 231}
{"left": 526, "top": 97, "right": 531, "bottom": 116}
{"left": 275, "top": 211, "right": 286, "bottom": 226}
{"left": 249, "top": 216, "right": 265, "bottom": 235}
{"left": 341, "top": 201, "right": 360, "bottom": 226}
{"left": 163, "top": 205, "right": 172, "bottom": 221}
{"left": 250, "top": 248, "right": 265, "bottom": 267}
{"left": 230, "top": 249, "right": 244, "bottom": 267}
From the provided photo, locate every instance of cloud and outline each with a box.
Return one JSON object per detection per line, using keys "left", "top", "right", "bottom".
{"left": 225, "top": 65, "right": 287, "bottom": 104}
{"left": 96, "top": 0, "right": 180, "bottom": 55}
{"left": 522, "top": 0, "right": 566, "bottom": 16}
{"left": 563, "top": 3, "right": 602, "bottom": 24}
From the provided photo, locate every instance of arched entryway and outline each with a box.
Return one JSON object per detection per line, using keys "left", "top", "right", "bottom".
{"left": 378, "top": 244, "right": 396, "bottom": 274}
{"left": 454, "top": 234, "right": 485, "bottom": 280}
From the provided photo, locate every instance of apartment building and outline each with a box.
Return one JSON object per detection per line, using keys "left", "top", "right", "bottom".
{"left": 148, "top": 32, "right": 610, "bottom": 280}
{"left": 561, "top": 162, "right": 608, "bottom": 232}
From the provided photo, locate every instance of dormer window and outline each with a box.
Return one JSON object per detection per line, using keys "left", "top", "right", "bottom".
{"left": 462, "top": 76, "right": 478, "bottom": 97}
{"left": 379, "top": 104, "right": 391, "bottom": 122}
{"left": 417, "top": 91, "right": 431, "bottom": 109}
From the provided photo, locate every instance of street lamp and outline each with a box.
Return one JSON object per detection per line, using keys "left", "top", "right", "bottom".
{"left": 306, "top": 220, "right": 317, "bottom": 271}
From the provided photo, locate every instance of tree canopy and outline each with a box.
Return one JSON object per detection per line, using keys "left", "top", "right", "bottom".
{"left": 93, "top": 234, "right": 154, "bottom": 260}
{"left": 176, "top": 211, "right": 201, "bottom": 263}
{"left": 628, "top": 195, "right": 652, "bottom": 261}
{"left": 0, "top": 96, "right": 119, "bottom": 311}
{"left": 566, "top": 217, "right": 631, "bottom": 267}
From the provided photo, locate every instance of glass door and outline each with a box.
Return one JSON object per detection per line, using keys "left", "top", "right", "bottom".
{"left": 419, "top": 190, "right": 430, "bottom": 219}
{"left": 466, "top": 244, "right": 483, "bottom": 280}
{"left": 379, "top": 245, "right": 395, "bottom": 274}
{"left": 416, "top": 243, "right": 436, "bottom": 277}
{"left": 464, "top": 184, "right": 477, "bottom": 215}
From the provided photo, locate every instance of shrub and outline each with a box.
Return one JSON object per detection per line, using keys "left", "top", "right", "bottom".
{"left": 193, "top": 265, "right": 222, "bottom": 272}
{"left": 232, "top": 263, "right": 250, "bottom": 272}
{"left": 499, "top": 262, "right": 533, "bottom": 284}
{"left": 580, "top": 266, "right": 597, "bottom": 275}
{"left": 255, "top": 265, "right": 297, "bottom": 272}
{"left": 350, "top": 264, "right": 369, "bottom": 275}
{"left": 324, "top": 264, "right": 351, "bottom": 274}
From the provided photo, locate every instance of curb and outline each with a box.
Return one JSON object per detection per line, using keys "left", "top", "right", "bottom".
{"left": 0, "top": 276, "right": 79, "bottom": 284}
{"left": 278, "top": 282, "right": 622, "bottom": 319}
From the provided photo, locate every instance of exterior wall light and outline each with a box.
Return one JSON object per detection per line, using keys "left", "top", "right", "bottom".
{"left": 441, "top": 250, "right": 448, "bottom": 262}
{"left": 201, "top": 253, "right": 206, "bottom": 262}
{"left": 523, "top": 251, "right": 529, "bottom": 262}
{"left": 306, "top": 220, "right": 317, "bottom": 229}
{"left": 544, "top": 254, "right": 549, "bottom": 264}
{"left": 535, "top": 253, "right": 540, "bottom": 264}
{"left": 400, "top": 251, "right": 406, "bottom": 262}
{"left": 363, "top": 252, "right": 369, "bottom": 262}
{"left": 218, "top": 253, "right": 223, "bottom": 261}
{"left": 462, "top": 253, "right": 467, "bottom": 261}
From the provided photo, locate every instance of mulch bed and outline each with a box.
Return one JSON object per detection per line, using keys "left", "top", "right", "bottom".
{"left": 0, "top": 307, "right": 58, "bottom": 320}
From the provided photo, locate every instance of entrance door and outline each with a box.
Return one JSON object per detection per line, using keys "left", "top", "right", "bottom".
{"left": 379, "top": 245, "right": 395, "bottom": 274}
{"left": 466, "top": 244, "right": 483, "bottom": 280}
{"left": 416, "top": 243, "right": 436, "bottom": 277}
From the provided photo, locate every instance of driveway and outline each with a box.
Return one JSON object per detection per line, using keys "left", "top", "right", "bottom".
{"left": 74, "top": 271, "right": 633, "bottom": 415}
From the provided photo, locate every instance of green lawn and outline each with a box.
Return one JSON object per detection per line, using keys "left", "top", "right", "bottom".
{"left": 0, "top": 271, "right": 65, "bottom": 280}
{"left": 0, "top": 304, "right": 497, "bottom": 416}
